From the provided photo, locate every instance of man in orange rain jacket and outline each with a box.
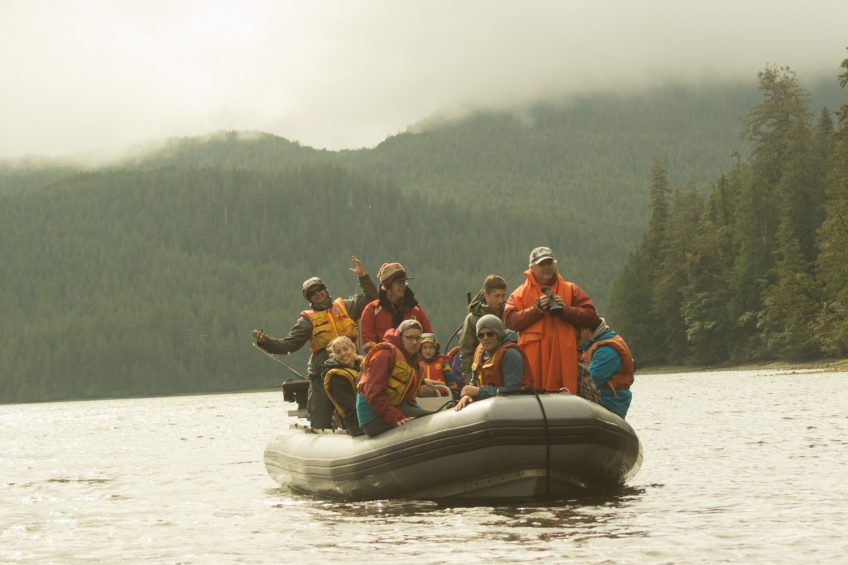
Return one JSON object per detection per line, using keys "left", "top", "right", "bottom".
{"left": 503, "top": 246, "right": 598, "bottom": 395}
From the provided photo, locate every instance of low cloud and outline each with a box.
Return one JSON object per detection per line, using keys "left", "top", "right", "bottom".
{"left": 1, "top": 0, "right": 846, "bottom": 158}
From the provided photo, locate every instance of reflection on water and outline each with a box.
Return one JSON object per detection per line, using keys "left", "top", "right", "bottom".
{"left": 2, "top": 370, "right": 848, "bottom": 563}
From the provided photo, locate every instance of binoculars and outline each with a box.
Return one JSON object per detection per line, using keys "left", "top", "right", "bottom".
{"left": 541, "top": 287, "right": 564, "bottom": 315}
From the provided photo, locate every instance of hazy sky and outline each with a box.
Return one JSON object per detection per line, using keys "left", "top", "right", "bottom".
{"left": 1, "top": 0, "right": 846, "bottom": 159}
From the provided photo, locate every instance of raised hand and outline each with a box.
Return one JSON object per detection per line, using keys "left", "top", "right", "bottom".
{"left": 349, "top": 256, "right": 366, "bottom": 277}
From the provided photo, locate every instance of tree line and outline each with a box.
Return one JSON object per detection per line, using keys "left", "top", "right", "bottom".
{"left": 0, "top": 164, "right": 631, "bottom": 403}
{"left": 1, "top": 65, "right": 845, "bottom": 403}
{"left": 610, "top": 59, "right": 848, "bottom": 365}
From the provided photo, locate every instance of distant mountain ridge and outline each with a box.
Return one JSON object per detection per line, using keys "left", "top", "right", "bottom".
{"left": 1, "top": 76, "right": 843, "bottom": 402}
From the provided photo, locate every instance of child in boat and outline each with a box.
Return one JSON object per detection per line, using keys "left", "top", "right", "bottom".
{"left": 418, "top": 333, "right": 461, "bottom": 400}
{"left": 321, "top": 336, "right": 365, "bottom": 435}
{"left": 577, "top": 316, "right": 634, "bottom": 419}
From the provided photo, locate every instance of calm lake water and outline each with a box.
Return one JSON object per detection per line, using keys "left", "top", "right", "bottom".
{"left": 2, "top": 369, "right": 847, "bottom": 564}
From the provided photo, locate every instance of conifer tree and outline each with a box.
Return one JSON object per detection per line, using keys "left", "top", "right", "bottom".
{"left": 815, "top": 54, "right": 848, "bottom": 355}
{"left": 652, "top": 184, "right": 702, "bottom": 362}
{"left": 610, "top": 161, "right": 671, "bottom": 363}
{"left": 681, "top": 175, "right": 736, "bottom": 363}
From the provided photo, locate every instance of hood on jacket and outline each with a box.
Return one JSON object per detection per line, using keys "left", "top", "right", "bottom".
{"left": 467, "top": 289, "right": 487, "bottom": 316}
{"left": 322, "top": 354, "right": 363, "bottom": 372}
{"left": 481, "top": 329, "right": 520, "bottom": 360}
{"left": 378, "top": 285, "right": 419, "bottom": 309}
{"left": 382, "top": 327, "right": 419, "bottom": 364}
{"left": 468, "top": 288, "right": 504, "bottom": 318}
{"left": 377, "top": 286, "right": 420, "bottom": 327}
{"left": 420, "top": 332, "right": 440, "bottom": 359}
{"left": 382, "top": 327, "right": 404, "bottom": 349}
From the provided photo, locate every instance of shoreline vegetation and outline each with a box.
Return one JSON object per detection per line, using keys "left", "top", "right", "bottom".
{"left": 641, "top": 357, "right": 848, "bottom": 375}
{"left": 610, "top": 59, "right": 848, "bottom": 369}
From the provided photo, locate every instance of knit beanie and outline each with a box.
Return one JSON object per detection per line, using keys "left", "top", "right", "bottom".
{"left": 397, "top": 319, "right": 423, "bottom": 336}
{"left": 475, "top": 314, "right": 505, "bottom": 341}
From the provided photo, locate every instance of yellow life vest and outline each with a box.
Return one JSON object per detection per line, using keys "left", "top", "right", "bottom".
{"left": 303, "top": 298, "right": 358, "bottom": 353}
{"left": 361, "top": 342, "right": 419, "bottom": 406}
{"left": 322, "top": 357, "right": 363, "bottom": 418}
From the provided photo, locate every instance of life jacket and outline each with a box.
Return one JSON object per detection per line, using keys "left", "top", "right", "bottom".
{"left": 361, "top": 341, "right": 420, "bottom": 406}
{"left": 472, "top": 342, "right": 535, "bottom": 391}
{"left": 583, "top": 335, "right": 635, "bottom": 393}
{"left": 302, "top": 298, "right": 358, "bottom": 353}
{"left": 419, "top": 355, "right": 448, "bottom": 384}
{"left": 508, "top": 270, "right": 579, "bottom": 393}
{"left": 322, "top": 358, "right": 363, "bottom": 418}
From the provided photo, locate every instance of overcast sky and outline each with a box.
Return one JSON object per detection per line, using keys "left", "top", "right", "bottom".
{"left": 1, "top": 0, "right": 846, "bottom": 159}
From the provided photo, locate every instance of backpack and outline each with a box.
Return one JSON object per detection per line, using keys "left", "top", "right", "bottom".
{"left": 577, "top": 362, "right": 601, "bottom": 404}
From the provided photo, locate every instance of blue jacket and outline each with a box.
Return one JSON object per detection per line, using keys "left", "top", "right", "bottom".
{"left": 580, "top": 330, "right": 632, "bottom": 418}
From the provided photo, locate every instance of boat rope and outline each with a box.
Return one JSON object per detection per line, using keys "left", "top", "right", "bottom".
{"left": 533, "top": 393, "right": 551, "bottom": 497}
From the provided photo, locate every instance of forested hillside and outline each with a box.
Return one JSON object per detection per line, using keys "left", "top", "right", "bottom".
{"left": 611, "top": 62, "right": 848, "bottom": 365}
{"left": 0, "top": 165, "right": 619, "bottom": 402}
{"left": 1, "top": 74, "right": 844, "bottom": 403}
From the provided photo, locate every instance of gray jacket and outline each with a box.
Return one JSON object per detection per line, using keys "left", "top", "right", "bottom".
{"left": 458, "top": 289, "right": 504, "bottom": 382}
{"left": 258, "top": 274, "right": 378, "bottom": 379}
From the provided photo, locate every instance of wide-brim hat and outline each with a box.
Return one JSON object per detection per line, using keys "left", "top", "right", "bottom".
{"left": 377, "top": 262, "right": 408, "bottom": 287}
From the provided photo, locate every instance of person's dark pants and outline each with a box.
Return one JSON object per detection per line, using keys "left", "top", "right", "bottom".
{"left": 362, "top": 402, "right": 431, "bottom": 438}
{"left": 307, "top": 375, "right": 335, "bottom": 429}
{"left": 326, "top": 375, "right": 362, "bottom": 436}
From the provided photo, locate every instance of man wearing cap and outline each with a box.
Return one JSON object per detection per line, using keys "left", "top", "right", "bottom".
{"left": 251, "top": 256, "right": 377, "bottom": 428}
{"left": 455, "top": 315, "right": 534, "bottom": 411}
{"left": 359, "top": 262, "right": 433, "bottom": 352}
{"left": 504, "top": 246, "right": 598, "bottom": 396}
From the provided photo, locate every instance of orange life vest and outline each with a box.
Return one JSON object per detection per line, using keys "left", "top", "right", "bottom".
{"left": 508, "top": 270, "right": 579, "bottom": 393}
{"left": 583, "top": 335, "right": 635, "bottom": 392}
{"left": 302, "top": 298, "right": 358, "bottom": 353}
{"left": 419, "top": 355, "right": 448, "bottom": 384}
{"left": 471, "top": 342, "right": 535, "bottom": 391}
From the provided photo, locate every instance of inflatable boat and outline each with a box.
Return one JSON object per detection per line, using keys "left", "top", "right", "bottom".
{"left": 264, "top": 383, "right": 642, "bottom": 500}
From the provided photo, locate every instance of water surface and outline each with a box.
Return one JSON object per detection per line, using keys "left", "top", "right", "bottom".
{"left": 2, "top": 369, "right": 847, "bottom": 563}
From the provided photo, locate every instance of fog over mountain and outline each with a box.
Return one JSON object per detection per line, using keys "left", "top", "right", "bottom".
{"left": 1, "top": 0, "right": 846, "bottom": 158}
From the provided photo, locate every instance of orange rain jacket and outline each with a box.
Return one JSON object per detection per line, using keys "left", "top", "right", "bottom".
{"left": 503, "top": 269, "right": 597, "bottom": 394}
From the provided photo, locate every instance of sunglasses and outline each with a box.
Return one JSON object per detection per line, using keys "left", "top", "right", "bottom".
{"left": 307, "top": 287, "right": 326, "bottom": 298}
{"left": 477, "top": 330, "right": 497, "bottom": 339}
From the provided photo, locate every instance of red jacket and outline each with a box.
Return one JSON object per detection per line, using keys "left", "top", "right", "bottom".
{"left": 357, "top": 328, "right": 421, "bottom": 426}
{"left": 360, "top": 288, "right": 432, "bottom": 350}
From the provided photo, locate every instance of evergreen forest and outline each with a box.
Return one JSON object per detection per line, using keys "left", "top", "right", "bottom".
{"left": 1, "top": 60, "right": 846, "bottom": 404}
{"left": 611, "top": 59, "right": 848, "bottom": 366}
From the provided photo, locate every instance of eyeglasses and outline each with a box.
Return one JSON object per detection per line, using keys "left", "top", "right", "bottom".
{"left": 477, "top": 331, "right": 497, "bottom": 339}
{"left": 307, "top": 287, "right": 326, "bottom": 298}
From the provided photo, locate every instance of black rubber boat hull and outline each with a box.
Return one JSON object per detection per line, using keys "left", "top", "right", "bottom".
{"left": 264, "top": 394, "right": 642, "bottom": 500}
